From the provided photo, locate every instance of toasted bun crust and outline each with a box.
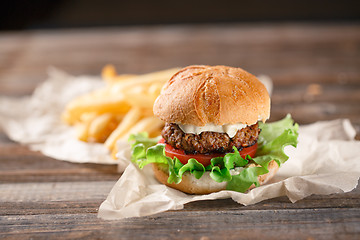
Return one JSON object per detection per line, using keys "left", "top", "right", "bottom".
{"left": 152, "top": 160, "right": 279, "bottom": 194}
{"left": 153, "top": 65, "right": 270, "bottom": 126}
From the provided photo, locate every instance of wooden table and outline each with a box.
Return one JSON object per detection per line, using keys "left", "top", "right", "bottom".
{"left": 1, "top": 23, "right": 359, "bottom": 239}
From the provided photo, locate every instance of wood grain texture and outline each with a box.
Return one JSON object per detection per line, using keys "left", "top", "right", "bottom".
{"left": 0, "top": 142, "right": 119, "bottom": 183}
{"left": 0, "top": 207, "right": 359, "bottom": 240}
{"left": 1, "top": 188, "right": 359, "bottom": 239}
{"left": 1, "top": 23, "right": 359, "bottom": 133}
{"left": 0, "top": 23, "right": 359, "bottom": 239}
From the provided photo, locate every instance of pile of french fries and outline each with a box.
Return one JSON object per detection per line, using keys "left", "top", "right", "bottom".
{"left": 62, "top": 65, "right": 179, "bottom": 158}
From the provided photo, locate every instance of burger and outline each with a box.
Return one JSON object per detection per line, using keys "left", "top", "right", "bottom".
{"left": 129, "top": 65, "right": 298, "bottom": 194}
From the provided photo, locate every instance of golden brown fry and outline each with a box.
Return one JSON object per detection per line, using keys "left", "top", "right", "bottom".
{"left": 62, "top": 94, "right": 130, "bottom": 125}
{"left": 75, "top": 113, "right": 98, "bottom": 142}
{"left": 75, "top": 124, "right": 87, "bottom": 142}
{"left": 123, "top": 93, "right": 156, "bottom": 109}
{"left": 148, "top": 128, "right": 163, "bottom": 138}
{"left": 109, "top": 68, "right": 179, "bottom": 95}
{"left": 102, "top": 64, "right": 137, "bottom": 84}
{"left": 63, "top": 66, "right": 179, "bottom": 159}
{"left": 147, "top": 82, "right": 163, "bottom": 98}
{"left": 106, "top": 74, "right": 138, "bottom": 85}
{"left": 119, "top": 78, "right": 169, "bottom": 109}
{"left": 111, "top": 142, "right": 119, "bottom": 159}
{"left": 120, "top": 116, "right": 164, "bottom": 141}
{"left": 102, "top": 64, "right": 117, "bottom": 79}
{"left": 104, "top": 107, "right": 142, "bottom": 150}
{"left": 89, "top": 114, "right": 113, "bottom": 137}
{"left": 140, "top": 107, "right": 155, "bottom": 118}
{"left": 88, "top": 113, "right": 122, "bottom": 143}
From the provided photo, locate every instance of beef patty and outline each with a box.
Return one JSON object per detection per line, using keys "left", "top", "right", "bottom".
{"left": 162, "top": 123, "right": 260, "bottom": 154}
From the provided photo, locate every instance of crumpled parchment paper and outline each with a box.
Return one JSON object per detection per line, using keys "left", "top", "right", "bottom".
{"left": 98, "top": 118, "right": 360, "bottom": 220}
{"left": 0, "top": 68, "right": 114, "bottom": 164}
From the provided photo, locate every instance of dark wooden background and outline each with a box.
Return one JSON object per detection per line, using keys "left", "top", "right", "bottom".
{"left": 1, "top": 23, "right": 360, "bottom": 239}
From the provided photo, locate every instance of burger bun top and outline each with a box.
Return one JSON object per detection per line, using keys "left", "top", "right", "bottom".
{"left": 153, "top": 65, "right": 270, "bottom": 126}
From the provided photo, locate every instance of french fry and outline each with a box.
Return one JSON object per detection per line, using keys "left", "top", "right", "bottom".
{"left": 111, "top": 143, "right": 119, "bottom": 159}
{"left": 75, "top": 113, "right": 98, "bottom": 142}
{"left": 62, "top": 94, "right": 131, "bottom": 125}
{"left": 148, "top": 128, "right": 163, "bottom": 138}
{"left": 88, "top": 113, "right": 122, "bottom": 143}
{"left": 139, "top": 107, "right": 154, "bottom": 118}
{"left": 147, "top": 82, "right": 163, "bottom": 97}
{"left": 120, "top": 81, "right": 164, "bottom": 109}
{"left": 105, "top": 74, "right": 138, "bottom": 85}
{"left": 102, "top": 64, "right": 137, "bottom": 84}
{"left": 88, "top": 114, "right": 113, "bottom": 138}
{"left": 120, "top": 116, "right": 164, "bottom": 141}
{"left": 122, "top": 93, "right": 156, "bottom": 109}
{"left": 63, "top": 65, "right": 179, "bottom": 159}
{"left": 102, "top": 64, "right": 117, "bottom": 79}
{"left": 75, "top": 124, "right": 88, "bottom": 142}
{"left": 109, "top": 68, "right": 179, "bottom": 95}
{"left": 104, "top": 107, "right": 142, "bottom": 150}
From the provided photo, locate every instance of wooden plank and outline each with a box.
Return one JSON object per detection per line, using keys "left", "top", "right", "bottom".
{"left": 0, "top": 181, "right": 114, "bottom": 202}
{"left": 271, "top": 84, "right": 360, "bottom": 105}
{"left": 0, "top": 186, "right": 359, "bottom": 216}
{"left": 0, "top": 208, "right": 359, "bottom": 239}
{"left": 0, "top": 142, "right": 120, "bottom": 183}
{"left": 0, "top": 186, "right": 358, "bottom": 239}
{"left": 0, "top": 201, "right": 102, "bottom": 215}
{"left": 0, "top": 169, "right": 119, "bottom": 183}
{"left": 271, "top": 102, "right": 360, "bottom": 123}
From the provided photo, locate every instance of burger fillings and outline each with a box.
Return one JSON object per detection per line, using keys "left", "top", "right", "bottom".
{"left": 129, "top": 65, "right": 298, "bottom": 194}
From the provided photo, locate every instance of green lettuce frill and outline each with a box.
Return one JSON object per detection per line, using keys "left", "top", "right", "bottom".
{"left": 129, "top": 114, "right": 298, "bottom": 193}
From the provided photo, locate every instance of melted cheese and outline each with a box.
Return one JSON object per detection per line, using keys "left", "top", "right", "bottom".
{"left": 177, "top": 116, "right": 268, "bottom": 138}
{"left": 178, "top": 123, "right": 248, "bottom": 138}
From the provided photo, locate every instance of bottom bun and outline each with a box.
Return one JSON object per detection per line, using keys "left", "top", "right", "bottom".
{"left": 152, "top": 160, "right": 279, "bottom": 194}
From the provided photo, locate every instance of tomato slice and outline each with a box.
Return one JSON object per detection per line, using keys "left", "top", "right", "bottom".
{"left": 158, "top": 138, "right": 257, "bottom": 167}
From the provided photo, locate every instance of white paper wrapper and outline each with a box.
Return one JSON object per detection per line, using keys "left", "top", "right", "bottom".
{"left": 0, "top": 68, "right": 114, "bottom": 164}
{"left": 98, "top": 119, "right": 360, "bottom": 220}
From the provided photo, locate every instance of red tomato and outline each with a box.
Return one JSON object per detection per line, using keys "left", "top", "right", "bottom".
{"left": 158, "top": 138, "right": 257, "bottom": 167}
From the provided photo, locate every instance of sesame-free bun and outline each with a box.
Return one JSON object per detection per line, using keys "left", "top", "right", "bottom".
{"left": 153, "top": 65, "right": 270, "bottom": 126}
{"left": 152, "top": 160, "right": 279, "bottom": 195}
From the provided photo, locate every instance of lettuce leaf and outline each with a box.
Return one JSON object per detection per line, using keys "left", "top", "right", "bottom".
{"left": 129, "top": 114, "right": 298, "bottom": 193}
{"left": 128, "top": 133, "right": 162, "bottom": 168}
{"left": 227, "top": 166, "right": 268, "bottom": 193}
